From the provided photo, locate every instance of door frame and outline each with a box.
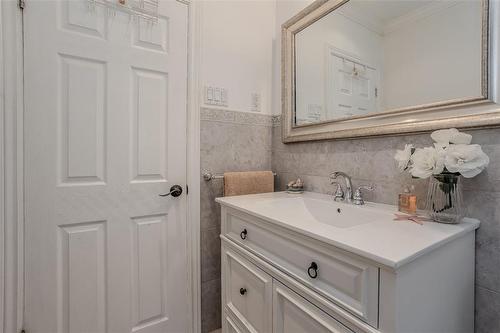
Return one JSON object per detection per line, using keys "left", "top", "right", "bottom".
{"left": 1, "top": 1, "right": 24, "bottom": 332}
{"left": 186, "top": 0, "right": 202, "bottom": 332}
{"left": 0, "top": 0, "right": 202, "bottom": 332}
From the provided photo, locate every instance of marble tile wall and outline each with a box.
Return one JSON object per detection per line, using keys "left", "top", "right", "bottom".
{"left": 199, "top": 107, "right": 500, "bottom": 332}
{"left": 272, "top": 118, "right": 500, "bottom": 333}
{"left": 200, "top": 108, "right": 273, "bottom": 333}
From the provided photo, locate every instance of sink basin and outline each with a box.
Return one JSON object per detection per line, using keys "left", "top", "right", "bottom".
{"left": 216, "top": 191, "right": 480, "bottom": 268}
{"left": 256, "top": 196, "right": 391, "bottom": 228}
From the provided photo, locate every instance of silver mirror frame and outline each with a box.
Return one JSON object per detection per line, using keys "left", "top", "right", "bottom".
{"left": 282, "top": 0, "right": 499, "bottom": 142}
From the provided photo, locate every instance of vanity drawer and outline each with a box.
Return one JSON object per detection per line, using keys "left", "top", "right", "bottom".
{"left": 224, "top": 210, "right": 379, "bottom": 327}
{"left": 223, "top": 311, "right": 247, "bottom": 333}
{"left": 273, "top": 280, "right": 354, "bottom": 333}
{"left": 222, "top": 246, "right": 273, "bottom": 333}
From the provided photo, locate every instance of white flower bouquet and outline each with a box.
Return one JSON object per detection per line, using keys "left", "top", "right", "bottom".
{"left": 395, "top": 128, "right": 489, "bottom": 179}
{"left": 394, "top": 128, "right": 489, "bottom": 223}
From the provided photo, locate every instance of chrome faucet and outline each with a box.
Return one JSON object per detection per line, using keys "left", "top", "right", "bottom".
{"left": 330, "top": 171, "right": 374, "bottom": 205}
{"left": 329, "top": 171, "right": 353, "bottom": 203}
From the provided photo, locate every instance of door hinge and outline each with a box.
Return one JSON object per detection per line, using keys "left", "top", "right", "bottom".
{"left": 186, "top": 185, "right": 189, "bottom": 195}
{"left": 18, "top": 0, "right": 25, "bottom": 10}
{"left": 374, "top": 87, "right": 378, "bottom": 98}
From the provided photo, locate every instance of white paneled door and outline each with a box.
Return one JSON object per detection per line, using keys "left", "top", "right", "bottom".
{"left": 23, "top": 1, "right": 189, "bottom": 332}
{"left": 328, "top": 53, "right": 378, "bottom": 119}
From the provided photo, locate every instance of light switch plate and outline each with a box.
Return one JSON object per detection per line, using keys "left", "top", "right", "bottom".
{"left": 204, "top": 86, "right": 228, "bottom": 107}
{"left": 205, "top": 86, "right": 213, "bottom": 102}
{"left": 221, "top": 88, "right": 228, "bottom": 105}
{"left": 251, "top": 92, "right": 261, "bottom": 112}
{"left": 214, "top": 88, "right": 221, "bottom": 103}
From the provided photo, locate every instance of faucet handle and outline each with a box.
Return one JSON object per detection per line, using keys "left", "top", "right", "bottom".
{"left": 353, "top": 185, "right": 375, "bottom": 205}
{"left": 330, "top": 181, "right": 344, "bottom": 202}
{"left": 329, "top": 172, "right": 340, "bottom": 179}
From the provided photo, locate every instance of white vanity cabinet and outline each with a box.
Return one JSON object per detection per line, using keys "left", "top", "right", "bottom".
{"left": 217, "top": 192, "right": 480, "bottom": 333}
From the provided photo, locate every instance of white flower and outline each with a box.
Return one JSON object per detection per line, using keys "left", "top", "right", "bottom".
{"left": 431, "top": 128, "right": 459, "bottom": 146}
{"left": 394, "top": 144, "right": 414, "bottom": 171}
{"left": 434, "top": 142, "right": 449, "bottom": 150}
{"left": 430, "top": 128, "right": 472, "bottom": 145}
{"left": 445, "top": 144, "right": 490, "bottom": 178}
{"left": 410, "top": 147, "right": 445, "bottom": 179}
{"left": 450, "top": 132, "right": 472, "bottom": 144}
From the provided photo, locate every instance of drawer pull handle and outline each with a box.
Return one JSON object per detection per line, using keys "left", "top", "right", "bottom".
{"left": 239, "top": 288, "right": 247, "bottom": 296}
{"left": 307, "top": 262, "right": 318, "bottom": 279}
{"left": 240, "top": 229, "right": 248, "bottom": 240}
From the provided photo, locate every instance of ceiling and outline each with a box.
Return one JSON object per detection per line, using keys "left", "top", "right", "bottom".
{"left": 347, "top": 1, "right": 434, "bottom": 25}
{"left": 335, "top": 0, "right": 445, "bottom": 34}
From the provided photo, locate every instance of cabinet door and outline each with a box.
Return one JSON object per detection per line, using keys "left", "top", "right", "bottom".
{"left": 273, "top": 281, "right": 354, "bottom": 333}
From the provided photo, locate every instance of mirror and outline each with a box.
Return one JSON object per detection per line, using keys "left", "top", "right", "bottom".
{"left": 295, "top": 0, "right": 484, "bottom": 125}
{"left": 282, "top": 0, "right": 497, "bottom": 142}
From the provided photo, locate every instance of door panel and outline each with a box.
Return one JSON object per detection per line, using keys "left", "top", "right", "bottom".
{"left": 24, "top": 1, "right": 189, "bottom": 332}
{"left": 59, "top": 221, "right": 107, "bottom": 333}
{"left": 59, "top": 54, "right": 107, "bottom": 185}
{"left": 130, "top": 68, "right": 169, "bottom": 183}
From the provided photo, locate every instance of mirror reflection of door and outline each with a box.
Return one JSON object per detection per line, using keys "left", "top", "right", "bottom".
{"left": 328, "top": 49, "right": 379, "bottom": 120}
{"left": 294, "top": 0, "right": 483, "bottom": 126}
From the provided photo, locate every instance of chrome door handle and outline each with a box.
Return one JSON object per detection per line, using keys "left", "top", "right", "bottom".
{"left": 159, "top": 185, "right": 183, "bottom": 197}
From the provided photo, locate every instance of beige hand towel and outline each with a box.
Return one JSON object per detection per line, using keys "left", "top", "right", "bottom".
{"left": 223, "top": 171, "right": 274, "bottom": 197}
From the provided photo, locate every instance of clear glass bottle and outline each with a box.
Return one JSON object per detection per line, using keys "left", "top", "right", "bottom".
{"left": 398, "top": 185, "right": 417, "bottom": 214}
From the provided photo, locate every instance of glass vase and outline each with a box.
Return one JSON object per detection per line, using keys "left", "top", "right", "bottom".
{"left": 425, "top": 173, "right": 465, "bottom": 224}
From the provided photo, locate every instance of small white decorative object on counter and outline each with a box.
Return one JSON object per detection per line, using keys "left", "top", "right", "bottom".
{"left": 395, "top": 128, "right": 489, "bottom": 224}
{"left": 286, "top": 178, "right": 304, "bottom": 194}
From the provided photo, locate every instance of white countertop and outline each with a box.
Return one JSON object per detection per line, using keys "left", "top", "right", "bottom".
{"left": 216, "top": 191, "right": 480, "bottom": 269}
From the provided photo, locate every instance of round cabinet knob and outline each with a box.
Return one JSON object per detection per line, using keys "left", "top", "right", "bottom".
{"left": 240, "top": 229, "right": 248, "bottom": 240}
{"left": 307, "top": 262, "right": 318, "bottom": 279}
{"left": 239, "top": 288, "right": 247, "bottom": 296}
